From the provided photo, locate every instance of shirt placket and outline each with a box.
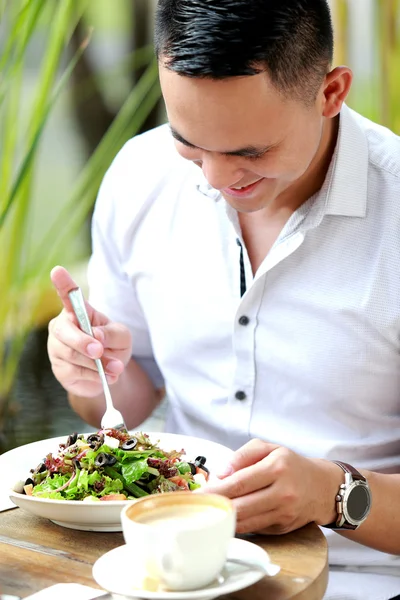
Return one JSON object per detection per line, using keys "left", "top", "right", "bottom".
{"left": 229, "top": 231, "right": 306, "bottom": 438}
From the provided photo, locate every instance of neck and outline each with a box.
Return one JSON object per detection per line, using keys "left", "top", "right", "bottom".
{"left": 285, "top": 115, "right": 339, "bottom": 209}
{"left": 243, "top": 115, "right": 340, "bottom": 226}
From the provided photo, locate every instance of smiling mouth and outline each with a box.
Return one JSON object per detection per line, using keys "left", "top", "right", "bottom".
{"left": 224, "top": 179, "right": 263, "bottom": 197}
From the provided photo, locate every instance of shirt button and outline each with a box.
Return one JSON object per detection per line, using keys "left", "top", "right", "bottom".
{"left": 238, "top": 315, "right": 250, "bottom": 326}
{"left": 235, "top": 390, "right": 247, "bottom": 401}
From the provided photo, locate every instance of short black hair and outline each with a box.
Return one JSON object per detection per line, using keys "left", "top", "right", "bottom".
{"left": 155, "top": 0, "right": 334, "bottom": 103}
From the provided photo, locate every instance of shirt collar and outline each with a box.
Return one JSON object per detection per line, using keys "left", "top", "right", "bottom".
{"left": 196, "top": 177, "right": 221, "bottom": 200}
{"left": 195, "top": 103, "right": 369, "bottom": 219}
{"left": 324, "top": 103, "right": 368, "bottom": 218}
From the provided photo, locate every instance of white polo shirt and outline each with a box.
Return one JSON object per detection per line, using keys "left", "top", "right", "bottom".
{"left": 88, "top": 104, "right": 400, "bottom": 582}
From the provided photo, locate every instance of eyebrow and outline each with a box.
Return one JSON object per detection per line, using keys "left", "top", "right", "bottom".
{"left": 169, "top": 125, "right": 275, "bottom": 158}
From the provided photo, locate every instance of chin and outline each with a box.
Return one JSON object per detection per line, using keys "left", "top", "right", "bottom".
{"left": 224, "top": 196, "right": 277, "bottom": 214}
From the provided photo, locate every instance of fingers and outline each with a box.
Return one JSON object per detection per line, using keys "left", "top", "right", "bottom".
{"left": 48, "top": 309, "right": 128, "bottom": 396}
{"left": 207, "top": 443, "right": 313, "bottom": 536}
{"left": 50, "top": 356, "right": 119, "bottom": 397}
{"left": 233, "top": 486, "right": 273, "bottom": 523}
{"left": 206, "top": 453, "right": 278, "bottom": 499}
{"left": 52, "top": 356, "right": 117, "bottom": 385}
{"left": 235, "top": 509, "right": 293, "bottom": 535}
{"left": 50, "top": 310, "right": 104, "bottom": 360}
{"left": 208, "top": 468, "right": 301, "bottom": 535}
{"left": 49, "top": 331, "right": 124, "bottom": 376}
{"left": 50, "top": 266, "right": 82, "bottom": 315}
{"left": 93, "top": 323, "right": 132, "bottom": 355}
{"left": 48, "top": 269, "right": 133, "bottom": 396}
{"left": 49, "top": 337, "right": 121, "bottom": 395}
{"left": 218, "top": 438, "right": 279, "bottom": 478}
{"left": 50, "top": 315, "right": 125, "bottom": 371}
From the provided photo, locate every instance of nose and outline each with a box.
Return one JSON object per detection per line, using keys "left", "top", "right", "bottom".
{"left": 200, "top": 153, "right": 244, "bottom": 191}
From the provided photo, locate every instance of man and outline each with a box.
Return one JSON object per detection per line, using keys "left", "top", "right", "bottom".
{"left": 48, "top": 1, "right": 400, "bottom": 598}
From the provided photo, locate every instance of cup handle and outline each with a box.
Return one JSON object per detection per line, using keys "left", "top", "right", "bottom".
{"left": 156, "top": 535, "right": 185, "bottom": 587}
{"left": 226, "top": 548, "right": 280, "bottom": 577}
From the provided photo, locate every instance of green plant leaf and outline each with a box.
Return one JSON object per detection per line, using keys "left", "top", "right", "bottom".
{"left": 30, "top": 56, "right": 161, "bottom": 273}
{"left": 0, "top": 0, "right": 162, "bottom": 412}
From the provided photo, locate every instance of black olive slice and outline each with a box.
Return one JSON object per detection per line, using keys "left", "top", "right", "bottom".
{"left": 87, "top": 433, "right": 104, "bottom": 449}
{"left": 33, "top": 461, "right": 47, "bottom": 474}
{"left": 66, "top": 432, "right": 78, "bottom": 447}
{"left": 194, "top": 456, "right": 207, "bottom": 467}
{"left": 94, "top": 452, "right": 116, "bottom": 468}
{"left": 198, "top": 464, "right": 210, "bottom": 475}
{"left": 187, "top": 462, "right": 197, "bottom": 476}
{"left": 121, "top": 437, "right": 137, "bottom": 451}
{"left": 94, "top": 453, "right": 108, "bottom": 467}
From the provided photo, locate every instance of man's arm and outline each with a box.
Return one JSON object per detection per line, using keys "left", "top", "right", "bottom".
{"left": 68, "top": 357, "right": 165, "bottom": 429}
{"left": 48, "top": 266, "right": 165, "bottom": 429}
{"left": 205, "top": 439, "right": 400, "bottom": 555}
{"left": 337, "top": 468, "right": 400, "bottom": 554}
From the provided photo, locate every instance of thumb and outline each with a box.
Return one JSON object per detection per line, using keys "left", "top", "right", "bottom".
{"left": 50, "top": 265, "right": 90, "bottom": 318}
{"left": 218, "top": 439, "right": 279, "bottom": 479}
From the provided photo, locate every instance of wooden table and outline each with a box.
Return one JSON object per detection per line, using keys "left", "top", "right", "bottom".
{"left": 0, "top": 508, "right": 328, "bottom": 599}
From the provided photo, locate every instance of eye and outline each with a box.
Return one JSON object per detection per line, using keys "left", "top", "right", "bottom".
{"left": 245, "top": 151, "right": 268, "bottom": 161}
{"left": 174, "top": 141, "right": 199, "bottom": 160}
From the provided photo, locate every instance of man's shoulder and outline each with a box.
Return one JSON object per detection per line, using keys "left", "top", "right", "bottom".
{"left": 94, "top": 124, "right": 198, "bottom": 234}
{"left": 114, "top": 123, "right": 191, "bottom": 178}
{"left": 124, "top": 122, "right": 173, "bottom": 153}
{"left": 350, "top": 108, "right": 400, "bottom": 180}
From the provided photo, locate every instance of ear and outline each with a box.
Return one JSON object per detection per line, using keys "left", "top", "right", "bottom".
{"left": 321, "top": 66, "right": 353, "bottom": 118}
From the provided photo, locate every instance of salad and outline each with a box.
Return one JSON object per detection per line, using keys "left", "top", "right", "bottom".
{"left": 21, "top": 430, "right": 210, "bottom": 501}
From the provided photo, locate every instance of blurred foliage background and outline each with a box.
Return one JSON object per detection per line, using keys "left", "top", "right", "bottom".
{"left": 0, "top": 0, "right": 399, "bottom": 452}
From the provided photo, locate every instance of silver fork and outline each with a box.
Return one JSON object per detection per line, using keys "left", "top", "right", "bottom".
{"left": 68, "top": 287, "right": 129, "bottom": 435}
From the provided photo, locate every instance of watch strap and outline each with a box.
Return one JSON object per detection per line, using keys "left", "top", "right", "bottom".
{"left": 324, "top": 520, "right": 358, "bottom": 530}
{"left": 322, "top": 460, "right": 365, "bottom": 530}
{"left": 331, "top": 460, "right": 366, "bottom": 482}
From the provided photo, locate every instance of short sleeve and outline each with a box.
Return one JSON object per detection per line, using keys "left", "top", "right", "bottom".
{"left": 87, "top": 140, "right": 164, "bottom": 390}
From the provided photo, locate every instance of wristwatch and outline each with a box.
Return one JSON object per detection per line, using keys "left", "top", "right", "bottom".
{"left": 323, "top": 461, "right": 372, "bottom": 530}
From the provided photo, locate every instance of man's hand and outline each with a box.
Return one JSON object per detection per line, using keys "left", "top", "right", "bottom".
{"left": 48, "top": 266, "right": 132, "bottom": 398}
{"left": 205, "top": 439, "right": 343, "bottom": 535}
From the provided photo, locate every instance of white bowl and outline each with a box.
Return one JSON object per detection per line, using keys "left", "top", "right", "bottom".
{"left": 3, "top": 431, "right": 233, "bottom": 531}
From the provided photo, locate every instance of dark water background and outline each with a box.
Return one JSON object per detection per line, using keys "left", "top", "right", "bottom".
{"left": 1, "top": 327, "right": 166, "bottom": 454}
{"left": 2, "top": 327, "right": 87, "bottom": 453}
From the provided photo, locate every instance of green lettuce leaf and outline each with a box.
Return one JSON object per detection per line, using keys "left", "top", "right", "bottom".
{"left": 177, "top": 462, "right": 191, "bottom": 474}
{"left": 188, "top": 481, "right": 201, "bottom": 491}
{"left": 100, "top": 476, "right": 124, "bottom": 496}
{"left": 31, "top": 490, "right": 66, "bottom": 500}
{"left": 121, "top": 458, "right": 149, "bottom": 484}
{"left": 32, "top": 473, "right": 70, "bottom": 495}
{"left": 114, "top": 448, "right": 163, "bottom": 462}
{"left": 81, "top": 444, "right": 115, "bottom": 468}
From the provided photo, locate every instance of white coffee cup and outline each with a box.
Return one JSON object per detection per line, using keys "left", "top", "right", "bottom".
{"left": 120, "top": 492, "right": 236, "bottom": 591}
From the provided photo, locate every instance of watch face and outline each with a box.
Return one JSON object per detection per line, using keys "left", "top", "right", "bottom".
{"left": 346, "top": 483, "right": 371, "bottom": 522}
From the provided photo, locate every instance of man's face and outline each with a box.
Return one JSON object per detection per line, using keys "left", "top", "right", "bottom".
{"left": 159, "top": 64, "right": 327, "bottom": 213}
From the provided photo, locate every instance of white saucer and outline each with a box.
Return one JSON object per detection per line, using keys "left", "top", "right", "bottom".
{"left": 92, "top": 537, "right": 279, "bottom": 600}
